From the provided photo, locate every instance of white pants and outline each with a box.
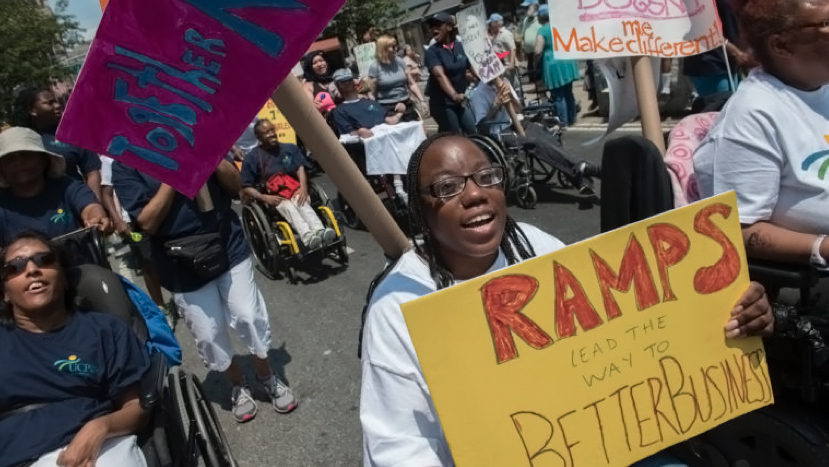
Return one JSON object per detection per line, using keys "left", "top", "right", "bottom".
{"left": 276, "top": 195, "right": 324, "bottom": 244}
{"left": 32, "top": 435, "right": 146, "bottom": 467}
{"left": 174, "top": 257, "right": 272, "bottom": 372}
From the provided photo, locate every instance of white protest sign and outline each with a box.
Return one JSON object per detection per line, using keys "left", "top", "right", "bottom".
{"left": 457, "top": 2, "right": 505, "bottom": 83}
{"left": 354, "top": 42, "right": 377, "bottom": 78}
{"left": 549, "top": 0, "right": 724, "bottom": 59}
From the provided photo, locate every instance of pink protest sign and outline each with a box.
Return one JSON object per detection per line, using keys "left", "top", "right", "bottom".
{"left": 57, "top": 0, "right": 345, "bottom": 197}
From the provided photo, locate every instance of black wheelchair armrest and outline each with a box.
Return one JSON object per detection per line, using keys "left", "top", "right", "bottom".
{"left": 140, "top": 352, "right": 169, "bottom": 410}
{"left": 747, "top": 259, "right": 820, "bottom": 291}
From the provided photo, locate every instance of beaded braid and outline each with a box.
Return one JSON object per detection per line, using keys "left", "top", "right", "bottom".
{"left": 406, "top": 134, "right": 538, "bottom": 290}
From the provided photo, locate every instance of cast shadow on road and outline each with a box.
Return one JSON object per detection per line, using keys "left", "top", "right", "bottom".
{"left": 201, "top": 345, "right": 294, "bottom": 410}
{"left": 532, "top": 184, "right": 600, "bottom": 211}
{"left": 293, "top": 257, "right": 350, "bottom": 285}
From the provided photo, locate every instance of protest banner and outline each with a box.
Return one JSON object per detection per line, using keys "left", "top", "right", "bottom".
{"left": 403, "top": 191, "right": 772, "bottom": 466}
{"left": 549, "top": 0, "right": 724, "bottom": 60}
{"left": 457, "top": 2, "right": 524, "bottom": 136}
{"left": 58, "top": 0, "right": 346, "bottom": 198}
{"left": 257, "top": 99, "right": 296, "bottom": 145}
{"left": 354, "top": 42, "right": 377, "bottom": 78}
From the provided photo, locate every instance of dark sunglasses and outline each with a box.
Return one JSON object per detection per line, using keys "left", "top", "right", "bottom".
{"left": 2, "top": 251, "right": 58, "bottom": 280}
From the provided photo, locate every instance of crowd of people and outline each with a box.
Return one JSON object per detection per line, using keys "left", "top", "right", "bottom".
{"left": 1, "top": 0, "right": 826, "bottom": 463}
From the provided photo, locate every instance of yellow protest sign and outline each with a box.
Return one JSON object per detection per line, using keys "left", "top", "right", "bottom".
{"left": 257, "top": 99, "right": 297, "bottom": 145}
{"left": 402, "top": 192, "right": 773, "bottom": 467}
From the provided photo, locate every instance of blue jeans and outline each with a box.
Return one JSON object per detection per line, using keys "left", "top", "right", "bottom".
{"left": 631, "top": 452, "right": 688, "bottom": 467}
{"left": 550, "top": 82, "right": 577, "bottom": 127}
{"left": 430, "top": 99, "right": 477, "bottom": 135}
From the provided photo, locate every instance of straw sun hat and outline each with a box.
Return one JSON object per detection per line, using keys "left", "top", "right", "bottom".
{"left": 0, "top": 127, "right": 66, "bottom": 187}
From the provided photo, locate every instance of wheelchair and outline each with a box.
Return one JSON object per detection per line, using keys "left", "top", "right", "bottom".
{"left": 335, "top": 137, "right": 414, "bottom": 236}
{"left": 600, "top": 134, "right": 829, "bottom": 467}
{"left": 51, "top": 228, "right": 238, "bottom": 466}
{"left": 241, "top": 181, "right": 348, "bottom": 283}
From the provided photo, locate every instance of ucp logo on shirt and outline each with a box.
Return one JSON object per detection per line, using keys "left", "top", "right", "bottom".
{"left": 800, "top": 135, "right": 829, "bottom": 180}
{"left": 54, "top": 354, "right": 100, "bottom": 376}
{"left": 49, "top": 208, "right": 74, "bottom": 225}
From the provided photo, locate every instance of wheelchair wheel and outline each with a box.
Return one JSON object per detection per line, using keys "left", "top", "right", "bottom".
{"left": 694, "top": 405, "right": 829, "bottom": 467}
{"left": 241, "top": 204, "right": 279, "bottom": 280}
{"left": 514, "top": 184, "right": 538, "bottom": 209}
{"left": 168, "top": 367, "right": 206, "bottom": 466}
{"left": 528, "top": 153, "right": 556, "bottom": 184}
{"left": 186, "top": 373, "right": 239, "bottom": 467}
{"left": 337, "top": 192, "right": 364, "bottom": 230}
{"left": 556, "top": 170, "right": 575, "bottom": 189}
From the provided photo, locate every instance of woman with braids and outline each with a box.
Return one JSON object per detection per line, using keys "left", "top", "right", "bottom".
{"left": 694, "top": 0, "right": 829, "bottom": 269}
{"left": 360, "top": 133, "right": 775, "bottom": 467}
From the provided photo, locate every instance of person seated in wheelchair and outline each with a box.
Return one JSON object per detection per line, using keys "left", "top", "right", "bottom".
{"left": 0, "top": 127, "right": 111, "bottom": 246}
{"left": 0, "top": 231, "right": 149, "bottom": 467}
{"left": 469, "top": 80, "right": 599, "bottom": 195}
{"left": 330, "top": 68, "right": 405, "bottom": 139}
{"left": 241, "top": 119, "right": 337, "bottom": 250}
{"left": 360, "top": 134, "right": 775, "bottom": 467}
{"left": 331, "top": 68, "right": 411, "bottom": 202}
{"left": 692, "top": 0, "right": 829, "bottom": 271}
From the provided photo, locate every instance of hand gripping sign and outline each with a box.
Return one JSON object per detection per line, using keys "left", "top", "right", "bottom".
{"left": 58, "top": 0, "right": 346, "bottom": 198}
{"left": 403, "top": 192, "right": 772, "bottom": 467}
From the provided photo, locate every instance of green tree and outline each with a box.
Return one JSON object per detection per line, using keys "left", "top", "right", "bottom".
{"left": 323, "top": 0, "right": 405, "bottom": 42}
{"left": 0, "top": 0, "right": 82, "bottom": 123}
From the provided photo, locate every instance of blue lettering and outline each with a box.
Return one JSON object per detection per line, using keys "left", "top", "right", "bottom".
{"left": 181, "top": 0, "right": 308, "bottom": 58}
{"left": 146, "top": 128, "right": 178, "bottom": 151}
{"left": 114, "top": 46, "right": 220, "bottom": 94}
{"left": 182, "top": 50, "right": 222, "bottom": 75}
{"left": 108, "top": 63, "right": 213, "bottom": 112}
{"left": 184, "top": 29, "right": 227, "bottom": 57}
{"left": 128, "top": 106, "right": 195, "bottom": 147}
{"left": 109, "top": 135, "right": 180, "bottom": 171}
{"left": 114, "top": 78, "right": 198, "bottom": 125}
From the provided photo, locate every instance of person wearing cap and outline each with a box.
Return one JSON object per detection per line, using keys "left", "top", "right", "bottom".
{"left": 487, "top": 13, "right": 517, "bottom": 72}
{"left": 425, "top": 12, "right": 478, "bottom": 135}
{"left": 13, "top": 87, "right": 103, "bottom": 201}
{"left": 330, "top": 69, "right": 404, "bottom": 139}
{"left": 0, "top": 127, "right": 110, "bottom": 246}
{"left": 534, "top": 4, "right": 581, "bottom": 127}
{"left": 520, "top": 0, "right": 541, "bottom": 75}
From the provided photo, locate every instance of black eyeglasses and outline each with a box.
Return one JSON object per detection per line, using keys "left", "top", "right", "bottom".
{"left": 420, "top": 167, "right": 505, "bottom": 199}
{"left": 2, "top": 251, "right": 58, "bottom": 281}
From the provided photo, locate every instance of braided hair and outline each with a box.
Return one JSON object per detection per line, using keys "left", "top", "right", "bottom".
{"left": 406, "top": 133, "right": 536, "bottom": 290}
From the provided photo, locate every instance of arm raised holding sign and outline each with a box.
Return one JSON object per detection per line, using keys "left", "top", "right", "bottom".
{"left": 360, "top": 134, "right": 775, "bottom": 467}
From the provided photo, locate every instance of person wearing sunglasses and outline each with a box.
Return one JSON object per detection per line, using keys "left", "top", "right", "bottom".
{"left": 359, "top": 134, "right": 775, "bottom": 467}
{"left": 694, "top": 0, "right": 829, "bottom": 270}
{"left": 0, "top": 127, "right": 111, "bottom": 247}
{"left": 0, "top": 231, "right": 149, "bottom": 467}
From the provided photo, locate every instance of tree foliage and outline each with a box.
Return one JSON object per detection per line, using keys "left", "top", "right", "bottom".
{"left": 0, "top": 0, "right": 82, "bottom": 122}
{"left": 323, "top": 0, "right": 405, "bottom": 42}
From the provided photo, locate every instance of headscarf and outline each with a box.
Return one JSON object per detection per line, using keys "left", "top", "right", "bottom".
{"left": 302, "top": 50, "right": 333, "bottom": 84}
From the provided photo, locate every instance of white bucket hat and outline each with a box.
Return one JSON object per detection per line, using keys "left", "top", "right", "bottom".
{"left": 0, "top": 127, "right": 66, "bottom": 187}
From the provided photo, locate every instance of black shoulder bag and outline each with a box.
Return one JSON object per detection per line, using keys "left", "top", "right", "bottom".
{"left": 163, "top": 220, "right": 230, "bottom": 283}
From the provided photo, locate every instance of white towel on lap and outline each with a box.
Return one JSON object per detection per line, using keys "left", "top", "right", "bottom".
{"left": 362, "top": 122, "right": 426, "bottom": 176}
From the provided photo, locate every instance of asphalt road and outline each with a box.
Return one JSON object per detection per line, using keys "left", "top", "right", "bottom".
{"left": 173, "top": 128, "right": 631, "bottom": 466}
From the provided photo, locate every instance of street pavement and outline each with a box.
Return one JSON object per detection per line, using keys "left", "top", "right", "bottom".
{"left": 173, "top": 128, "right": 640, "bottom": 466}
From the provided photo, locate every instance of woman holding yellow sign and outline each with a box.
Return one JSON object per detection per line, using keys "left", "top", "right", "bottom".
{"left": 359, "top": 134, "right": 775, "bottom": 466}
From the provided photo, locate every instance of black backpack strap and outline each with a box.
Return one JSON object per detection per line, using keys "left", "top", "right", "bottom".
{"left": 358, "top": 256, "right": 402, "bottom": 359}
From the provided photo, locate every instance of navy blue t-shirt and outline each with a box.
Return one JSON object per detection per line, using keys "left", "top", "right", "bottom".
{"left": 0, "top": 311, "right": 149, "bottom": 466}
{"left": 425, "top": 41, "right": 471, "bottom": 105}
{"left": 241, "top": 143, "right": 311, "bottom": 187}
{"left": 111, "top": 162, "right": 249, "bottom": 293}
{"left": 0, "top": 176, "right": 96, "bottom": 246}
{"left": 40, "top": 130, "right": 102, "bottom": 182}
{"left": 330, "top": 99, "right": 387, "bottom": 135}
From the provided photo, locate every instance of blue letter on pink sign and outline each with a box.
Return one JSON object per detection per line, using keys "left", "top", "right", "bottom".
{"left": 182, "top": 0, "right": 308, "bottom": 57}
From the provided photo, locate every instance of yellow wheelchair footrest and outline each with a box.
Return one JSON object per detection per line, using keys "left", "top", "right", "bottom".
{"left": 275, "top": 221, "right": 299, "bottom": 255}
{"left": 317, "top": 206, "right": 342, "bottom": 237}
